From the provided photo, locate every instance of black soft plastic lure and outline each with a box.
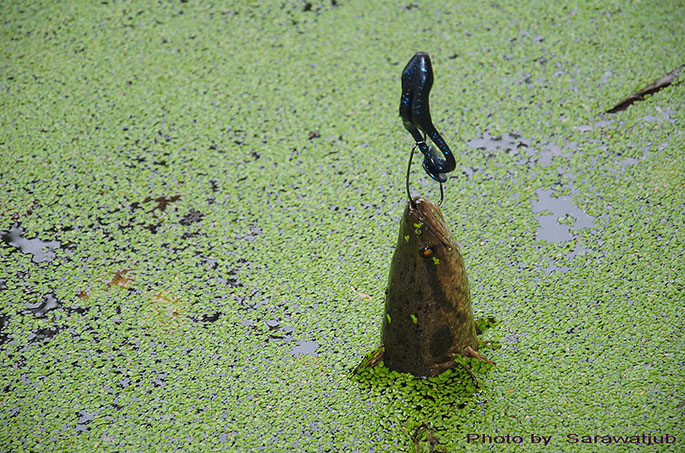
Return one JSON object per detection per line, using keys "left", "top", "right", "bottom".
{"left": 399, "top": 52, "right": 455, "bottom": 183}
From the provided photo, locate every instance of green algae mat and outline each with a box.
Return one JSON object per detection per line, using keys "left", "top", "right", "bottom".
{"left": 1, "top": 0, "right": 683, "bottom": 451}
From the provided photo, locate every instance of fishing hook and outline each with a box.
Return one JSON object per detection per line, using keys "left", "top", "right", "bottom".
{"left": 406, "top": 136, "right": 445, "bottom": 207}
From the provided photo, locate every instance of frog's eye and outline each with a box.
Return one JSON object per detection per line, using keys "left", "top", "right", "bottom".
{"left": 420, "top": 243, "right": 435, "bottom": 259}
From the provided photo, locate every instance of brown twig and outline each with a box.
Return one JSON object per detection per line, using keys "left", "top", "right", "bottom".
{"left": 606, "top": 65, "right": 683, "bottom": 113}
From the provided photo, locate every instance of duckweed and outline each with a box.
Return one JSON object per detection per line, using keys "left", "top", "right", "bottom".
{"left": 0, "top": 0, "right": 682, "bottom": 451}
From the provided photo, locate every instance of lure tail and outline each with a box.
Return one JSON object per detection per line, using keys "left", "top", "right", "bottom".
{"left": 420, "top": 125, "right": 456, "bottom": 183}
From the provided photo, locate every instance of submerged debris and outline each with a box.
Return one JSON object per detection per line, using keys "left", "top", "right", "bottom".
{"left": 607, "top": 65, "right": 683, "bottom": 113}
{"left": 142, "top": 195, "right": 181, "bottom": 213}
{"left": 107, "top": 270, "right": 134, "bottom": 290}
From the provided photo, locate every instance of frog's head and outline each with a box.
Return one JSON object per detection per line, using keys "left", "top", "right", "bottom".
{"left": 406, "top": 196, "right": 456, "bottom": 257}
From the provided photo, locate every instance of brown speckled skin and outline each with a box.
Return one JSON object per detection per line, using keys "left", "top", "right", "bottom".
{"left": 381, "top": 197, "right": 478, "bottom": 376}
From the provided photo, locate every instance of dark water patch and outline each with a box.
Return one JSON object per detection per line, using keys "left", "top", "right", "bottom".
{"left": 195, "top": 312, "right": 221, "bottom": 324}
{"left": 642, "top": 108, "right": 677, "bottom": 123}
{"left": 532, "top": 189, "right": 594, "bottom": 243}
{"left": 236, "top": 290, "right": 271, "bottom": 312}
{"left": 217, "top": 268, "right": 242, "bottom": 288}
{"left": 27, "top": 326, "right": 60, "bottom": 344}
{"left": 143, "top": 221, "right": 162, "bottom": 234}
{"left": 125, "top": 194, "right": 185, "bottom": 234}
{"left": 1, "top": 224, "right": 61, "bottom": 263}
{"left": 181, "top": 230, "right": 202, "bottom": 239}
{"left": 180, "top": 209, "right": 204, "bottom": 226}
{"left": 75, "top": 410, "right": 98, "bottom": 433}
{"left": 64, "top": 304, "right": 89, "bottom": 315}
{"left": 464, "top": 131, "right": 575, "bottom": 171}
{"left": 535, "top": 142, "right": 572, "bottom": 167}
{"left": 573, "top": 118, "right": 616, "bottom": 132}
{"left": 202, "top": 312, "right": 221, "bottom": 323}
{"left": 466, "top": 131, "right": 530, "bottom": 153}
{"left": 567, "top": 243, "right": 593, "bottom": 259}
{"left": 266, "top": 319, "right": 295, "bottom": 342}
{"left": 534, "top": 214, "right": 573, "bottom": 243}
{"left": 290, "top": 340, "right": 319, "bottom": 356}
{"left": 26, "top": 293, "right": 60, "bottom": 318}
{"left": 0, "top": 314, "right": 10, "bottom": 344}
{"left": 224, "top": 258, "right": 252, "bottom": 288}
{"left": 612, "top": 147, "right": 649, "bottom": 175}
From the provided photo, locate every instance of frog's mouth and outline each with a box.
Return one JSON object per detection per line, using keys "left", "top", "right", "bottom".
{"left": 410, "top": 197, "right": 451, "bottom": 248}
